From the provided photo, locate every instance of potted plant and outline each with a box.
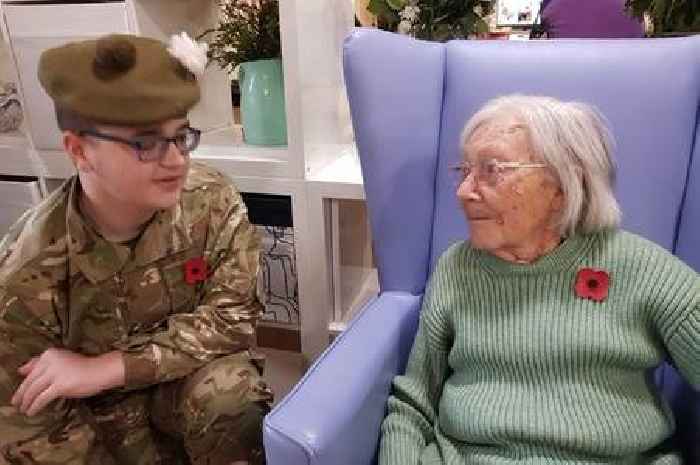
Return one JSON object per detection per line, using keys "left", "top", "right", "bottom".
{"left": 199, "top": 0, "right": 287, "bottom": 146}
{"left": 366, "top": 0, "right": 493, "bottom": 41}
{"left": 626, "top": 0, "right": 700, "bottom": 36}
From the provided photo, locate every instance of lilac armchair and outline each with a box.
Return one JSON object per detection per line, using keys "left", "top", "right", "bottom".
{"left": 263, "top": 29, "right": 700, "bottom": 464}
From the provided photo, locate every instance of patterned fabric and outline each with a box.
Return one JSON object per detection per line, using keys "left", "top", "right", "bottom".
{"left": 257, "top": 226, "right": 298, "bottom": 324}
{"left": 0, "top": 162, "right": 271, "bottom": 464}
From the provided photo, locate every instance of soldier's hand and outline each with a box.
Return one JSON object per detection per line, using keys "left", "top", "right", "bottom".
{"left": 11, "top": 348, "right": 125, "bottom": 416}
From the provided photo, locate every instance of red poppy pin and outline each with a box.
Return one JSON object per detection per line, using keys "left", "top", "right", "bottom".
{"left": 184, "top": 257, "right": 208, "bottom": 285}
{"left": 574, "top": 268, "right": 610, "bottom": 302}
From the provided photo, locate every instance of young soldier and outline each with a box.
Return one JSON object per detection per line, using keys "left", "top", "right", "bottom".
{"left": 0, "top": 33, "right": 272, "bottom": 465}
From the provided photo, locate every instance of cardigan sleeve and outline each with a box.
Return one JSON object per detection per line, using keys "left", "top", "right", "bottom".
{"left": 651, "top": 255, "right": 700, "bottom": 388}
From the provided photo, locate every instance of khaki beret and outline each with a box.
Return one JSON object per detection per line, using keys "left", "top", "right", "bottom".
{"left": 38, "top": 34, "right": 201, "bottom": 126}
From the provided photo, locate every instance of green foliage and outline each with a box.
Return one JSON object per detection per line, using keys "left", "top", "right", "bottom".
{"left": 626, "top": 0, "right": 700, "bottom": 34}
{"left": 199, "top": 0, "right": 281, "bottom": 72}
{"left": 368, "top": 0, "right": 493, "bottom": 41}
{"left": 369, "top": 0, "right": 400, "bottom": 23}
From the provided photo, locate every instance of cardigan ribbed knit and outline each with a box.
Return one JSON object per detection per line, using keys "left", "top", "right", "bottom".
{"left": 379, "top": 230, "right": 699, "bottom": 465}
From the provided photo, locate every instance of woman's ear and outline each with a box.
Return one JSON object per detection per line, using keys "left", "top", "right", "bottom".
{"left": 63, "top": 131, "right": 92, "bottom": 173}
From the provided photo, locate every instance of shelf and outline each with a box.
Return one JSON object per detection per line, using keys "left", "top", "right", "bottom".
{"left": 0, "top": 177, "right": 42, "bottom": 235}
{"left": 194, "top": 126, "right": 293, "bottom": 178}
{"left": 35, "top": 125, "right": 293, "bottom": 180}
{"left": 36, "top": 149, "right": 72, "bottom": 179}
{"left": 306, "top": 144, "right": 361, "bottom": 184}
{"left": 196, "top": 125, "right": 288, "bottom": 161}
{"left": 0, "top": 129, "right": 28, "bottom": 148}
{"left": 306, "top": 143, "right": 366, "bottom": 200}
{"left": 328, "top": 197, "right": 378, "bottom": 331}
{"left": 0, "top": 129, "right": 40, "bottom": 177}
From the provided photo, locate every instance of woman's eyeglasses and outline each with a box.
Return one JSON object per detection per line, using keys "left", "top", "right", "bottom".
{"left": 80, "top": 127, "right": 202, "bottom": 162}
{"left": 449, "top": 159, "right": 547, "bottom": 187}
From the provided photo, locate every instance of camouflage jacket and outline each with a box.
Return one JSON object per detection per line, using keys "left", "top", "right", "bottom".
{"left": 0, "top": 162, "right": 263, "bottom": 390}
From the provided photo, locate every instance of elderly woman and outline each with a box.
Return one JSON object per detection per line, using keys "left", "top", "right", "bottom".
{"left": 379, "top": 95, "right": 699, "bottom": 465}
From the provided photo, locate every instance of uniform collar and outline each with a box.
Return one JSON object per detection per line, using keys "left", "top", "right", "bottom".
{"left": 66, "top": 176, "right": 194, "bottom": 284}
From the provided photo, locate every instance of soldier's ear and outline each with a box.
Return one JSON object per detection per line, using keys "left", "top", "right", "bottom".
{"left": 63, "top": 131, "right": 93, "bottom": 173}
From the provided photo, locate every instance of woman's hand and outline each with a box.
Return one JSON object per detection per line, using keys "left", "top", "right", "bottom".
{"left": 11, "top": 348, "right": 125, "bottom": 416}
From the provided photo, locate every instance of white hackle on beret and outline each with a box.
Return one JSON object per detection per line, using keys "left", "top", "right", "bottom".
{"left": 168, "top": 32, "right": 208, "bottom": 78}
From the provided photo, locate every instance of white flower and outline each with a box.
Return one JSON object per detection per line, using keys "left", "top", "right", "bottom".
{"left": 168, "top": 32, "right": 209, "bottom": 78}
{"left": 399, "top": 5, "right": 420, "bottom": 22}
{"left": 397, "top": 19, "right": 413, "bottom": 35}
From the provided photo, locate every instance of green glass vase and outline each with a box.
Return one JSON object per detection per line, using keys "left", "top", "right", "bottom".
{"left": 239, "top": 58, "right": 288, "bottom": 146}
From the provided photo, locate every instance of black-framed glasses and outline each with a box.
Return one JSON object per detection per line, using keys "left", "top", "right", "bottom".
{"left": 80, "top": 127, "right": 202, "bottom": 162}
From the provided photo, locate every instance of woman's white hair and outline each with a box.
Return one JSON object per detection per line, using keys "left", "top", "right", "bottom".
{"left": 460, "top": 94, "right": 621, "bottom": 236}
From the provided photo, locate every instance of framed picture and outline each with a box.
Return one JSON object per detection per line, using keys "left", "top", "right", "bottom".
{"left": 496, "top": 0, "right": 543, "bottom": 27}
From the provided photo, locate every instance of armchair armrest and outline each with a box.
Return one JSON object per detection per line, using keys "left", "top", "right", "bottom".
{"left": 657, "top": 362, "right": 700, "bottom": 463}
{"left": 263, "top": 291, "right": 422, "bottom": 465}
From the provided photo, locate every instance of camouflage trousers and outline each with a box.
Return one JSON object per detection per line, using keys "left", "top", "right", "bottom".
{"left": 0, "top": 352, "right": 273, "bottom": 465}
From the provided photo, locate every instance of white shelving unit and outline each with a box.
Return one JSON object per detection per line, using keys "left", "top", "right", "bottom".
{"left": 0, "top": 0, "right": 374, "bottom": 364}
{"left": 329, "top": 198, "right": 378, "bottom": 333}
{"left": 305, "top": 144, "right": 379, "bottom": 346}
{"left": 0, "top": 16, "right": 42, "bottom": 231}
{"left": 0, "top": 129, "right": 34, "bottom": 177}
{"left": 0, "top": 0, "right": 356, "bottom": 178}
{"left": 0, "top": 179, "right": 42, "bottom": 234}
{"left": 0, "top": 14, "right": 35, "bottom": 178}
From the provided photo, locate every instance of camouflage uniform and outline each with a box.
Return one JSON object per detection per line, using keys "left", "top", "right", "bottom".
{"left": 0, "top": 162, "right": 273, "bottom": 465}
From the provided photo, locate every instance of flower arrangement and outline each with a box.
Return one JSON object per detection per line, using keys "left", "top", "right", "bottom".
{"left": 367, "top": 0, "right": 493, "bottom": 41}
{"left": 198, "top": 0, "right": 281, "bottom": 73}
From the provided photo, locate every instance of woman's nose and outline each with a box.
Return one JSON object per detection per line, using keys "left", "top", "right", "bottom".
{"left": 456, "top": 173, "right": 481, "bottom": 201}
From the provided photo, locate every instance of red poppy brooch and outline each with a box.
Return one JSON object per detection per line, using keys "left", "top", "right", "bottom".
{"left": 574, "top": 268, "right": 610, "bottom": 302}
{"left": 184, "top": 257, "right": 208, "bottom": 285}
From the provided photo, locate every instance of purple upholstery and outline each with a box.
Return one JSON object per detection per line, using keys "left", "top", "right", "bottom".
{"left": 677, "top": 120, "right": 700, "bottom": 271}
{"left": 263, "top": 292, "right": 421, "bottom": 465}
{"left": 263, "top": 29, "right": 700, "bottom": 465}
{"left": 338, "top": 31, "right": 445, "bottom": 295}
{"left": 542, "top": 0, "right": 644, "bottom": 38}
{"left": 432, "top": 38, "right": 700, "bottom": 270}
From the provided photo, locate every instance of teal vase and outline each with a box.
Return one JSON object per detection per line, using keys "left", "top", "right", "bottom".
{"left": 239, "top": 58, "right": 287, "bottom": 146}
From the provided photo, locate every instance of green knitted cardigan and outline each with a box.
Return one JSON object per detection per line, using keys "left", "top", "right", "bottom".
{"left": 379, "top": 230, "right": 699, "bottom": 465}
